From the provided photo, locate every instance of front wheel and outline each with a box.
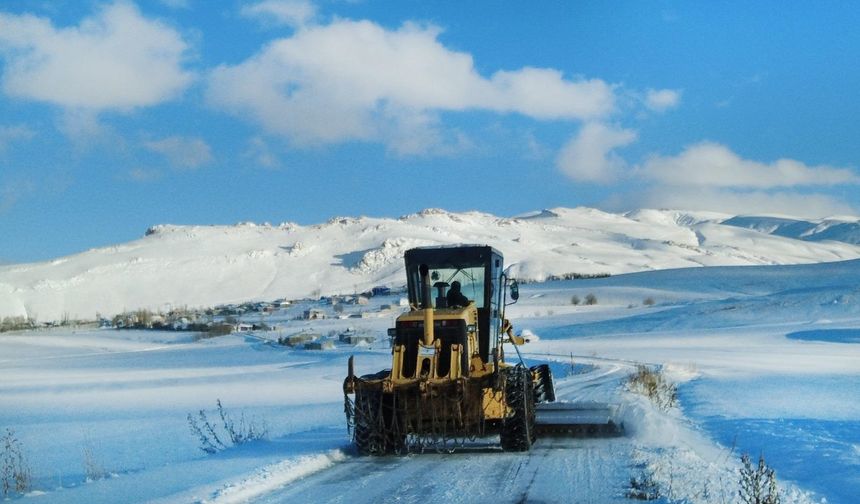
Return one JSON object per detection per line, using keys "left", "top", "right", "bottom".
{"left": 353, "top": 390, "right": 405, "bottom": 455}
{"left": 353, "top": 389, "right": 386, "bottom": 455}
{"left": 531, "top": 364, "right": 556, "bottom": 404}
{"left": 500, "top": 366, "right": 536, "bottom": 451}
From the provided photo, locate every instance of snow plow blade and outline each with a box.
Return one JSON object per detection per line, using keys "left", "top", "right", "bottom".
{"left": 534, "top": 401, "right": 624, "bottom": 437}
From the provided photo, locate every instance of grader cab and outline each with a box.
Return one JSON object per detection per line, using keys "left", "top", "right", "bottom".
{"left": 343, "top": 245, "right": 619, "bottom": 455}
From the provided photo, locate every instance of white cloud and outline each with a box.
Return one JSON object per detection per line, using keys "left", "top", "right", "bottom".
{"left": 241, "top": 0, "right": 316, "bottom": 28}
{"left": 207, "top": 19, "right": 615, "bottom": 152}
{"left": 145, "top": 136, "right": 213, "bottom": 169}
{"left": 244, "top": 137, "right": 281, "bottom": 169}
{"left": 644, "top": 88, "right": 681, "bottom": 112}
{"left": 640, "top": 142, "right": 860, "bottom": 188}
{"left": 127, "top": 168, "right": 163, "bottom": 182}
{"left": 0, "top": 2, "right": 193, "bottom": 110}
{"left": 602, "top": 141, "right": 860, "bottom": 218}
{"left": 633, "top": 187, "right": 856, "bottom": 219}
{"left": 0, "top": 178, "right": 35, "bottom": 214}
{"left": 0, "top": 125, "right": 35, "bottom": 152}
{"left": 555, "top": 122, "right": 637, "bottom": 183}
{"left": 58, "top": 109, "right": 111, "bottom": 146}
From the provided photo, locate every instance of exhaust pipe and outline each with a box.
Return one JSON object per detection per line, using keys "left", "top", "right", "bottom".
{"left": 420, "top": 264, "right": 434, "bottom": 347}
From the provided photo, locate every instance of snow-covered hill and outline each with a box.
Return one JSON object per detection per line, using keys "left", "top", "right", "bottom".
{"left": 3, "top": 207, "right": 860, "bottom": 321}
{"left": 723, "top": 214, "right": 860, "bottom": 244}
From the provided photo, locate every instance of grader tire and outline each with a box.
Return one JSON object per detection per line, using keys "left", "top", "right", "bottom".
{"left": 381, "top": 393, "right": 406, "bottom": 454}
{"left": 354, "top": 390, "right": 404, "bottom": 456}
{"left": 354, "top": 390, "right": 386, "bottom": 455}
{"left": 531, "top": 364, "right": 556, "bottom": 404}
{"left": 500, "top": 366, "right": 536, "bottom": 451}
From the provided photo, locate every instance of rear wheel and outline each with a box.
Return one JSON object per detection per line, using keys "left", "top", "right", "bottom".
{"left": 500, "top": 366, "right": 536, "bottom": 451}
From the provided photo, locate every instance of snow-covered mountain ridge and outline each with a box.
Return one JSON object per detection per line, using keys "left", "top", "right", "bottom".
{"left": 2, "top": 207, "right": 860, "bottom": 321}
{"left": 722, "top": 214, "right": 860, "bottom": 244}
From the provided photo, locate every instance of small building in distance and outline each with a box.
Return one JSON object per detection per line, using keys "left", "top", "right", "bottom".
{"left": 279, "top": 331, "right": 319, "bottom": 347}
{"left": 304, "top": 340, "right": 335, "bottom": 350}
{"left": 303, "top": 308, "right": 327, "bottom": 320}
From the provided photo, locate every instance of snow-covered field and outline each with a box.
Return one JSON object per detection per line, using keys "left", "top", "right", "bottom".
{"left": 3, "top": 207, "right": 860, "bottom": 322}
{"left": 2, "top": 258, "right": 858, "bottom": 503}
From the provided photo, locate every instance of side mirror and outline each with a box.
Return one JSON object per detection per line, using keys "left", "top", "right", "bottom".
{"left": 510, "top": 279, "right": 519, "bottom": 301}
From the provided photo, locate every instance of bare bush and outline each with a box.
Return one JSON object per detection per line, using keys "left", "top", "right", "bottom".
{"left": 626, "top": 365, "right": 677, "bottom": 410}
{"left": 643, "top": 297, "right": 656, "bottom": 306}
{"left": 585, "top": 293, "right": 598, "bottom": 305}
{"left": 0, "top": 316, "right": 36, "bottom": 333}
{"left": 628, "top": 466, "right": 661, "bottom": 500}
{"left": 82, "top": 435, "right": 106, "bottom": 482}
{"left": 739, "top": 453, "right": 781, "bottom": 504}
{"left": 1, "top": 429, "right": 32, "bottom": 497}
{"left": 570, "top": 295, "right": 581, "bottom": 306}
{"left": 187, "top": 400, "right": 268, "bottom": 454}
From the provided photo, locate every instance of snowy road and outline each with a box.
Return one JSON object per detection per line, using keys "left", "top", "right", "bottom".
{"left": 247, "top": 357, "right": 635, "bottom": 504}
{"left": 254, "top": 438, "right": 633, "bottom": 504}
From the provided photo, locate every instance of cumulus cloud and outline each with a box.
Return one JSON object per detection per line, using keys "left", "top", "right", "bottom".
{"left": 644, "top": 88, "right": 681, "bottom": 112}
{"left": 0, "top": 125, "right": 35, "bottom": 152}
{"left": 610, "top": 142, "right": 860, "bottom": 218}
{"left": 633, "top": 187, "right": 856, "bottom": 218}
{"left": 145, "top": 136, "right": 213, "bottom": 169}
{"left": 555, "top": 122, "right": 637, "bottom": 183}
{"left": 241, "top": 0, "right": 316, "bottom": 28}
{"left": 561, "top": 132, "right": 860, "bottom": 217}
{"left": 640, "top": 142, "right": 860, "bottom": 188}
{"left": 207, "top": 19, "right": 615, "bottom": 152}
{"left": 0, "top": 2, "right": 193, "bottom": 110}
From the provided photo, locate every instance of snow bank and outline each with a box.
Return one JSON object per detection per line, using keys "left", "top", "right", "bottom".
{"left": 204, "top": 450, "right": 347, "bottom": 504}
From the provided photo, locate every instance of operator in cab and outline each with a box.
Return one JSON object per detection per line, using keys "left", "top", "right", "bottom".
{"left": 446, "top": 280, "right": 470, "bottom": 307}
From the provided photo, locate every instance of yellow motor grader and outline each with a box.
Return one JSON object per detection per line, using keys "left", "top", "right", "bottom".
{"left": 343, "top": 245, "right": 619, "bottom": 454}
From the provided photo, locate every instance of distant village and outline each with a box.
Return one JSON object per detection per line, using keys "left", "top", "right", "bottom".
{"left": 1, "top": 286, "right": 409, "bottom": 351}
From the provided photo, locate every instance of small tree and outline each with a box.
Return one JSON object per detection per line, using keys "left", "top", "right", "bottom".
{"left": 739, "top": 453, "right": 780, "bottom": 504}
{"left": 585, "top": 293, "right": 598, "bottom": 305}
{"left": 1, "top": 429, "right": 32, "bottom": 497}
{"left": 571, "top": 295, "right": 581, "bottom": 305}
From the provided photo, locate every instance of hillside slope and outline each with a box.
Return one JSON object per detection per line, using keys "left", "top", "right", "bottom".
{"left": 2, "top": 207, "right": 860, "bottom": 321}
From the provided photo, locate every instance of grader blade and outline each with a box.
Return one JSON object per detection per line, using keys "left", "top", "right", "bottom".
{"left": 534, "top": 401, "right": 623, "bottom": 437}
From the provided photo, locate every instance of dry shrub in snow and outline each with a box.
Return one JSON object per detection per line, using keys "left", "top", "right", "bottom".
{"left": 626, "top": 365, "right": 678, "bottom": 410}
{"left": 585, "top": 293, "right": 598, "bottom": 305}
{"left": 82, "top": 434, "right": 107, "bottom": 482}
{"left": 628, "top": 465, "right": 661, "bottom": 500}
{"left": 187, "top": 399, "right": 268, "bottom": 454}
{"left": 739, "top": 453, "right": 781, "bottom": 504}
{"left": 571, "top": 295, "right": 581, "bottom": 305}
{"left": 1, "top": 428, "right": 32, "bottom": 497}
{"left": 643, "top": 297, "right": 656, "bottom": 306}
{"left": 0, "top": 316, "right": 35, "bottom": 332}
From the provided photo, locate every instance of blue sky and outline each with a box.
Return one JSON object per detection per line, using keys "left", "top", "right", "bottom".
{"left": 1, "top": 0, "right": 859, "bottom": 263}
